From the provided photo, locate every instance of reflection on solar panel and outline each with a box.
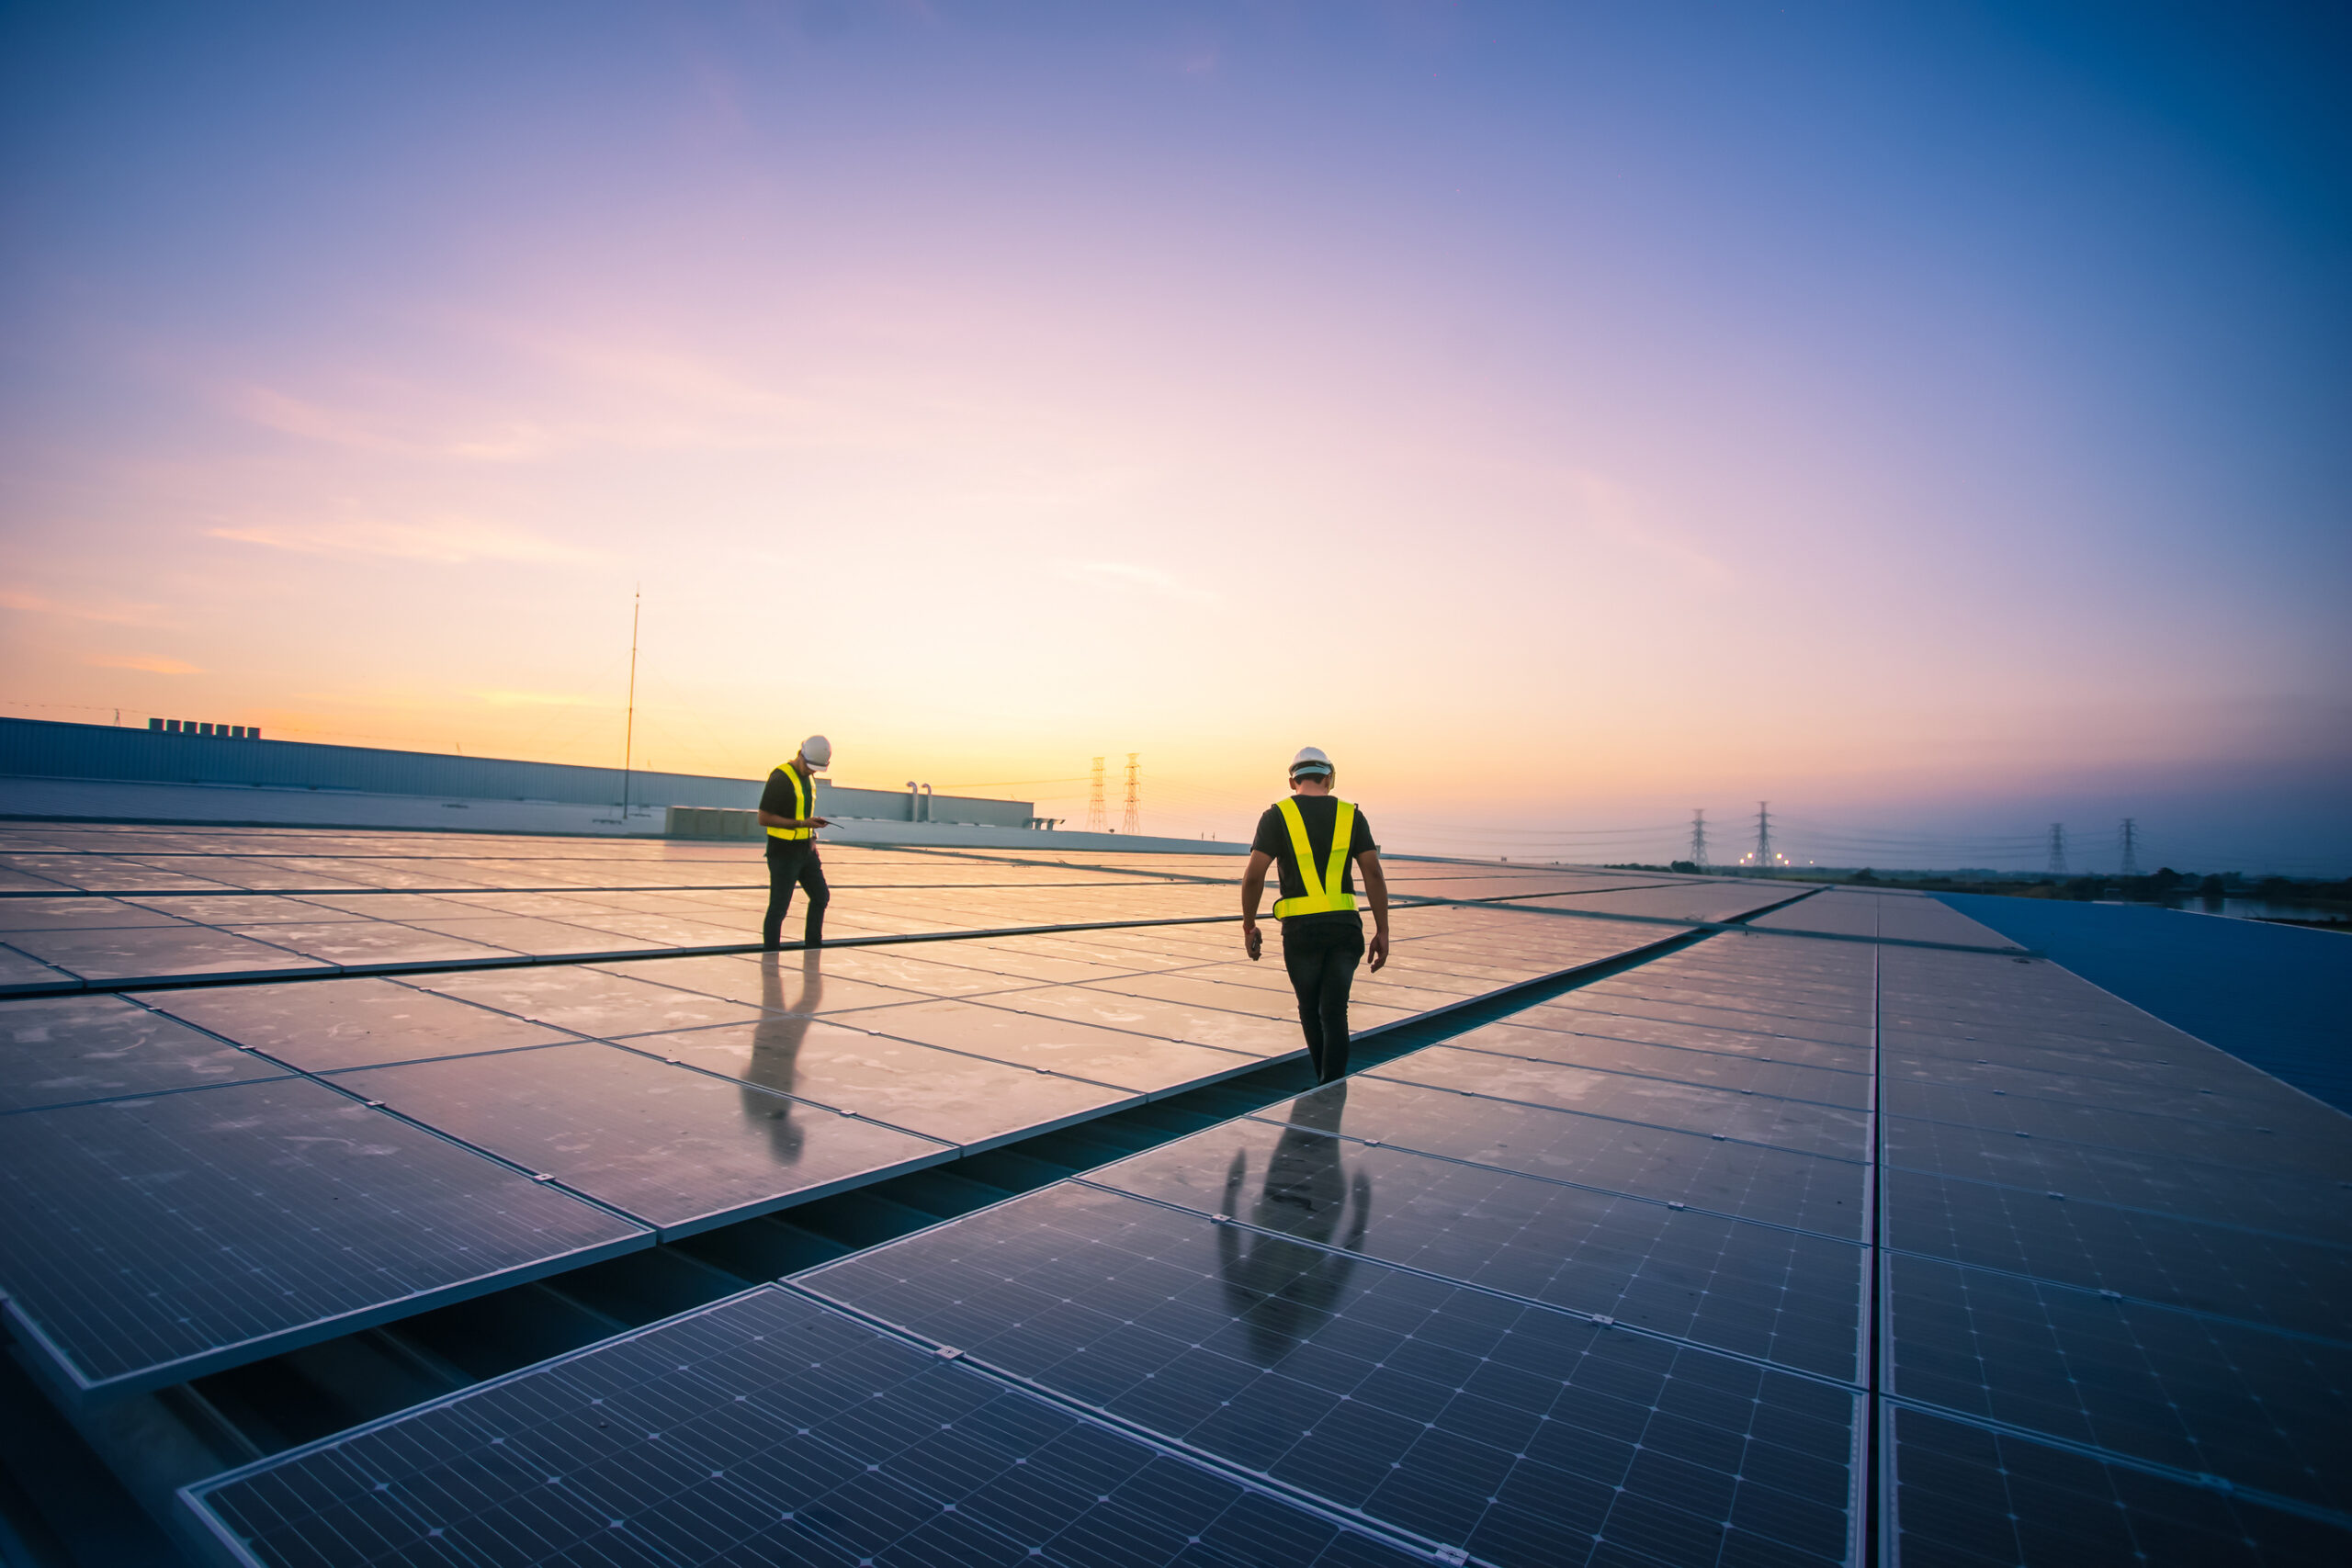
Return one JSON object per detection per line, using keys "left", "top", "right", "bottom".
{"left": 802, "top": 1182, "right": 1863, "bottom": 1566}
{"left": 2, "top": 830, "right": 2344, "bottom": 1565}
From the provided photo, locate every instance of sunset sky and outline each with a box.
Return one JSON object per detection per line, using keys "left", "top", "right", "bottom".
{"left": 4, "top": 2, "right": 2346, "bottom": 871}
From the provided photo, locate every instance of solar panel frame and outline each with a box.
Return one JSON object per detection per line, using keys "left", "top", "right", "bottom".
{"left": 0, "top": 1077, "right": 650, "bottom": 1400}
{"left": 322, "top": 1042, "right": 961, "bottom": 1238}
{"left": 1081, "top": 1113, "right": 1868, "bottom": 1382}
{"left": 1881, "top": 1243, "right": 2352, "bottom": 1512}
{"left": 1257, "top": 1077, "right": 1872, "bottom": 1241}
{"left": 1885, "top": 1404, "right": 2351, "bottom": 1567}
{"left": 802, "top": 1179, "right": 1868, "bottom": 1567}
{"left": 183, "top": 1284, "right": 1433, "bottom": 1568}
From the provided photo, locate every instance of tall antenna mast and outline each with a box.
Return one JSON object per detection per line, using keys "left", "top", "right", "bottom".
{"left": 1689, "top": 809, "right": 1708, "bottom": 870}
{"left": 621, "top": 587, "right": 639, "bottom": 818}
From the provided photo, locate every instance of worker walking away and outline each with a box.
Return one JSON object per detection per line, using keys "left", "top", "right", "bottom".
{"left": 1239, "top": 746, "right": 1390, "bottom": 1084}
{"left": 759, "top": 735, "right": 833, "bottom": 949}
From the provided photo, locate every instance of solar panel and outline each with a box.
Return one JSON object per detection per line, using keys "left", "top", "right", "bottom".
{"left": 1881, "top": 1114, "right": 2348, "bottom": 1241}
{"left": 130, "top": 976, "right": 571, "bottom": 1071}
{"left": 762, "top": 942, "right": 1039, "bottom": 995}
{"left": 1089, "top": 970, "right": 1346, "bottom": 1021}
{"left": 1883, "top": 1168, "right": 2350, "bottom": 1337}
{"left": 414, "top": 966, "right": 773, "bottom": 1037}
{"left": 1264, "top": 1077, "right": 1870, "bottom": 1239}
{"left": 998, "top": 986, "right": 1311, "bottom": 1057}
{"left": 0, "top": 942, "right": 72, "bottom": 991}
{"left": 1084, "top": 1104, "right": 1865, "bottom": 1381}
{"left": 616, "top": 1018, "right": 1141, "bottom": 1150}
{"left": 1445, "top": 1020, "right": 1871, "bottom": 1109}
{"left": 327, "top": 1042, "right": 956, "bottom": 1237}
{"left": 803, "top": 1180, "right": 1863, "bottom": 1567}
{"left": 847, "top": 999, "right": 1264, "bottom": 1095}
{"left": 2, "top": 923, "right": 335, "bottom": 986}
{"left": 1506, "top": 1001, "right": 1869, "bottom": 1069}
{"left": 0, "top": 1077, "right": 647, "bottom": 1397}
{"left": 1887, "top": 1404, "right": 2347, "bottom": 1567}
{"left": 0, "top": 896, "right": 186, "bottom": 931}
{"left": 586, "top": 952, "right": 951, "bottom": 1017}
{"left": 187, "top": 1284, "right": 1427, "bottom": 1568}
{"left": 1885, "top": 1238, "right": 2350, "bottom": 1511}
{"left": 1532, "top": 992, "right": 1875, "bottom": 1050}
{"left": 1373, "top": 1045, "right": 1872, "bottom": 1160}
{"left": 1883, "top": 1076, "right": 2352, "bottom": 1175}
{"left": 0, "top": 992, "right": 286, "bottom": 1110}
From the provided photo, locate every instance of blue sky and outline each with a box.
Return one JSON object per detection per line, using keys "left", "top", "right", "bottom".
{"left": 3, "top": 2, "right": 2346, "bottom": 870}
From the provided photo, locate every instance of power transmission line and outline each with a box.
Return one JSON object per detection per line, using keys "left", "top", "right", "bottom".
{"left": 1086, "top": 758, "right": 1106, "bottom": 833}
{"left": 1689, "top": 809, "right": 1708, "bottom": 869}
{"left": 1122, "top": 753, "right": 1141, "bottom": 836}
{"left": 1753, "top": 801, "right": 1773, "bottom": 874}
{"left": 2047, "top": 823, "right": 2067, "bottom": 876}
{"left": 2120, "top": 818, "right": 2141, "bottom": 876}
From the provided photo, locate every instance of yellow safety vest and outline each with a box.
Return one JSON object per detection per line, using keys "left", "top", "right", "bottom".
{"left": 1272, "top": 796, "right": 1359, "bottom": 919}
{"left": 765, "top": 763, "right": 814, "bottom": 840}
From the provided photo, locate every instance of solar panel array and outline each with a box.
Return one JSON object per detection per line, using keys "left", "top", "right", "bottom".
{"left": 1871, "top": 921, "right": 2352, "bottom": 1565}
{"left": 3, "top": 827, "right": 1736, "bottom": 1404}
{"left": 4, "top": 824, "right": 2338, "bottom": 1565}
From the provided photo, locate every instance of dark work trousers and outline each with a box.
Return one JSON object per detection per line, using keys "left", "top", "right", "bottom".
{"left": 762, "top": 840, "right": 830, "bottom": 948}
{"left": 1282, "top": 919, "right": 1365, "bottom": 1084}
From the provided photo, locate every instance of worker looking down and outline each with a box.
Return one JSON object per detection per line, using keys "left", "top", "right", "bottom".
{"left": 758, "top": 735, "right": 832, "bottom": 948}
{"left": 1240, "top": 747, "right": 1390, "bottom": 1084}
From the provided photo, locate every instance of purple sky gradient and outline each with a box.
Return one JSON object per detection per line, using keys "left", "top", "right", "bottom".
{"left": 3, "top": 2, "right": 2346, "bottom": 870}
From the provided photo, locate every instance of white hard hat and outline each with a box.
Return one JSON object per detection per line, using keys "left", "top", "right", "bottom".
{"left": 1289, "top": 746, "right": 1333, "bottom": 778}
{"left": 799, "top": 735, "right": 831, "bottom": 768}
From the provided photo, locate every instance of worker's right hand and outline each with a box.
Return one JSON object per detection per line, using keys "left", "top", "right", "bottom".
{"left": 808, "top": 818, "right": 830, "bottom": 829}
{"left": 1242, "top": 922, "right": 1262, "bottom": 962}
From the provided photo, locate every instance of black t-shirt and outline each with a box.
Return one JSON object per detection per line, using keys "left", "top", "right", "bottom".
{"left": 759, "top": 764, "right": 815, "bottom": 822}
{"left": 1251, "top": 794, "right": 1378, "bottom": 928}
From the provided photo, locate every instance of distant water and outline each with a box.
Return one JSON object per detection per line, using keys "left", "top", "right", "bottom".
{"left": 1937, "top": 894, "right": 2350, "bottom": 1114}
{"left": 2142, "top": 896, "right": 2346, "bottom": 925}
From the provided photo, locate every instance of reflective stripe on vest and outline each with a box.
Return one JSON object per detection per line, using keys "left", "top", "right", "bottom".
{"left": 1271, "top": 796, "right": 1358, "bottom": 919}
{"left": 765, "top": 763, "right": 814, "bottom": 840}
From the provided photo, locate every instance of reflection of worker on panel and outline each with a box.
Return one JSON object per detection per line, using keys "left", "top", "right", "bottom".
{"left": 741, "top": 951, "right": 822, "bottom": 1160}
{"left": 1239, "top": 747, "right": 1391, "bottom": 1085}
{"left": 758, "top": 735, "right": 832, "bottom": 949}
{"left": 1218, "top": 1084, "right": 1372, "bottom": 1363}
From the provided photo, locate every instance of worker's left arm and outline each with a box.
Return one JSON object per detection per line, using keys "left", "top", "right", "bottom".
{"left": 1239, "top": 851, "right": 1273, "bottom": 961}
{"left": 1357, "top": 850, "right": 1390, "bottom": 971}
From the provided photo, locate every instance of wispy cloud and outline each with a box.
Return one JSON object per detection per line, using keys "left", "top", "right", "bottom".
{"left": 224, "top": 383, "right": 561, "bottom": 462}
{"left": 467, "top": 689, "right": 608, "bottom": 709}
{"left": 209, "top": 518, "right": 602, "bottom": 567}
{"left": 1055, "top": 560, "right": 1222, "bottom": 604}
{"left": 89, "top": 654, "right": 201, "bottom": 674}
{"left": 0, "top": 589, "right": 164, "bottom": 626}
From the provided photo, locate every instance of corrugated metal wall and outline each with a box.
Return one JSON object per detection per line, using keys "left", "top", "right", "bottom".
{"left": 0, "top": 718, "right": 1035, "bottom": 823}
